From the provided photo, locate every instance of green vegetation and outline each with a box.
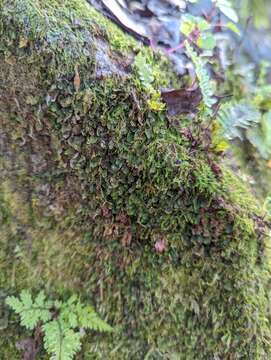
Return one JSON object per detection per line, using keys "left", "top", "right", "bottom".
{"left": 6, "top": 290, "right": 112, "bottom": 359}
{"left": 0, "top": 0, "right": 271, "bottom": 359}
{"left": 222, "top": 58, "right": 271, "bottom": 200}
{"left": 185, "top": 41, "right": 216, "bottom": 108}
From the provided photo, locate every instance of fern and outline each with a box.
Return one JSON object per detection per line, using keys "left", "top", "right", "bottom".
{"left": 133, "top": 51, "right": 165, "bottom": 112}
{"left": 43, "top": 320, "right": 82, "bottom": 360}
{"left": 6, "top": 290, "right": 52, "bottom": 330}
{"left": 246, "top": 110, "right": 271, "bottom": 159}
{"left": 134, "top": 52, "right": 154, "bottom": 89}
{"left": 6, "top": 290, "right": 112, "bottom": 360}
{"left": 264, "top": 195, "right": 271, "bottom": 215}
{"left": 185, "top": 41, "right": 216, "bottom": 109}
{"left": 217, "top": 101, "right": 261, "bottom": 140}
{"left": 78, "top": 305, "right": 113, "bottom": 332}
{"left": 57, "top": 295, "right": 113, "bottom": 332}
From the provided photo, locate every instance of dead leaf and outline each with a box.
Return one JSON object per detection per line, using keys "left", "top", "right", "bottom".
{"left": 121, "top": 229, "right": 132, "bottom": 246}
{"left": 103, "top": 225, "right": 113, "bottom": 236}
{"left": 101, "top": 206, "right": 111, "bottom": 219}
{"left": 161, "top": 87, "right": 202, "bottom": 116}
{"left": 19, "top": 37, "right": 28, "bottom": 48}
{"left": 267, "top": 160, "right": 271, "bottom": 168}
{"left": 16, "top": 334, "right": 41, "bottom": 360}
{"left": 74, "top": 65, "right": 81, "bottom": 92}
{"left": 100, "top": 0, "right": 148, "bottom": 39}
{"left": 5, "top": 55, "right": 16, "bottom": 66}
{"left": 154, "top": 238, "right": 166, "bottom": 253}
{"left": 116, "top": 212, "right": 130, "bottom": 225}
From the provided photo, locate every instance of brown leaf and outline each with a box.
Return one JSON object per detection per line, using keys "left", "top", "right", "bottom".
{"left": 154, "top": 238, "right": 166, "bottom": 253}
{"left": 16, "top": 338, "right": 39, "bottom": 360}
{"left": 73, "top": 65, "right": 81, "bottom": 92}
{"left": 101, "top": 206, "right": 111, "bottom": 219}
{"left": 103, "top": 225, "right": 113, "bottom": 237}
{"left": 16, "top": 326, "right": 43, "bottom": 360}
{"left": 116, "top": 212, "right": 130, "bottom": 225}
{"left": 121, "top": 229, "right": 132, "bottom": 246}
{"left": 161, "top": 87, "right": 202, "bottom": 116}
{"left": 19, "top": 37, "right": 28, "bottom": 48}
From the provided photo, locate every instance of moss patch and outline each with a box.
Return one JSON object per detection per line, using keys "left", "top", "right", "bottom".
{"left": 1, "top": 1, "right": 271, "bottom": 359}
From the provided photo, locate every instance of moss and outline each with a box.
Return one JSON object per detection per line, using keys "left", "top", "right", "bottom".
{"left": 1, "top": 1, "right": 271, "bottom": 359}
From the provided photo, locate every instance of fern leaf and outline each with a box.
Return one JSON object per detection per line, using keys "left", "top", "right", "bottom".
{"left": 77, "top": 305, "right": 113, "bottom": 332}
{"left": 246, "top": 110, "right": 271, "bottom": 159}
{"left": 134, "top": 52, "right": 154, "bottom": 89}
{"left": 217, "top": 101, "right": 261, "bottom": 140}
{"left": 43, "top": 320, "right": 81, "bottom": 360}
{"left": 185, "top": 41, "right": 216, "bottom": 108}
{"left": 7, "top": 291, "right": 112, "bottom": 360}
{"left": 6, "top": 290, "right": 52, "bottom": 330}
{"left": 58, "top": 296, "right": 113, "bottom": 333}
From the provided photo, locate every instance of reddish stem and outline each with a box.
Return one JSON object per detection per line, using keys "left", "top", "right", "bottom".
{"left": 166, "top": 41, "right": 185, "bottom": 54}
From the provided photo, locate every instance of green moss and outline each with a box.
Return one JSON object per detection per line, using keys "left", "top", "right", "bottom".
{"left": 1, "top": 1, "right": 271, "bottom": 359}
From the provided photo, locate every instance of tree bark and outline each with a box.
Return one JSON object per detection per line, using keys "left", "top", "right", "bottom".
{"left": 0, "top": 1, "right": 271, "bottom": 359}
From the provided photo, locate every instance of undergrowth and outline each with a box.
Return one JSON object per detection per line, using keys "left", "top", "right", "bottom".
{"left": 6, "top": 291, "right": 112, "bottom": 360}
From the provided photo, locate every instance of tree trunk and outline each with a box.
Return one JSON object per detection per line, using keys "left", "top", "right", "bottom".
{"left": 0, "top": 1, "right": 271, "bottom": 359}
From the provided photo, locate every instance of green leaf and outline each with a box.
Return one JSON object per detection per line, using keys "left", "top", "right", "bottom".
{"left": 181, "top": 14, "right": 210, "bottom": 36}
{"left": 226, "top": 22, "right": 240, "bottom": 35}
{"left": 213, "top": 0, "right": 239, "bottom": 23}
{"left": 58, "top": 296, "right": 113, "bottom": 333}
{"left": 134, "top": 52, "right": 154, "bottom": 88}
{"left": 77, "top": 305, "right": 113, "bottom": 332}
{"left": 217, "top": 101, "right": 261, "bottom": 140}
{"left": 197, "top": 33, "right": 216, "bottom": 50}
{"left": 246, "top": 111, "right": 271, "bottom": 159}
{"left": 6, "top": 290, "right": 52, "bottom": 330}
{"left": 7, "top": 291, "right": 112, "bottom": 359}
{"left": 43, "top": 320, "right": 82, "bottom": 360}
{"left": 185, "top": 41, "right": 216, "bottom": 108}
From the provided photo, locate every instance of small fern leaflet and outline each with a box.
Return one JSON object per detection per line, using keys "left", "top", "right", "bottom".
{"left": 43, "top": 320, "right": 81, "bottom": 360}
{"left": 185, "top": 41, "right": 216, "bottom": 109}
{"left": 6, "top": 290, "right": 52, "bottom": 330}
{"left": 217, "top": 101, "right": 261, "bottom": 140}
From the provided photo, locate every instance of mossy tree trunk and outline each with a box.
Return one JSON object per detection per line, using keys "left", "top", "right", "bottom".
{"left": 1, "top": 1, "right": 271, "bottom": 359}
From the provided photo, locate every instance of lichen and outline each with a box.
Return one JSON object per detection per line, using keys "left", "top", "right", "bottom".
{"left": 1, "top": 1, "right": 271, "bottom": 359}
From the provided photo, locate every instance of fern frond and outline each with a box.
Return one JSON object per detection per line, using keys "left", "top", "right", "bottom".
{"left": 6, "top": 290, "right": 52, "bottom": 330}
{"left": 217, "top": 101, "right": 261, "bottom": 140}
{"left": 59, "top": 296, "right": 113, "bottom": 332}
{"left": 43, "top": 320, "right": 81, "bottom": 360}
{"left": 134, "top": 52, "right": 154, "bottom": 89}
{"left": 185, "top": 41, "right": 216, "bottom": 108}
{"left": 246, "top": 110, "right": 271, "bottom": 159}
{"left": 77, "top": 305, "right": 113, "bottom": 332}
{"left": 6, "top": 291, "right": 112, "bottom": 360}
